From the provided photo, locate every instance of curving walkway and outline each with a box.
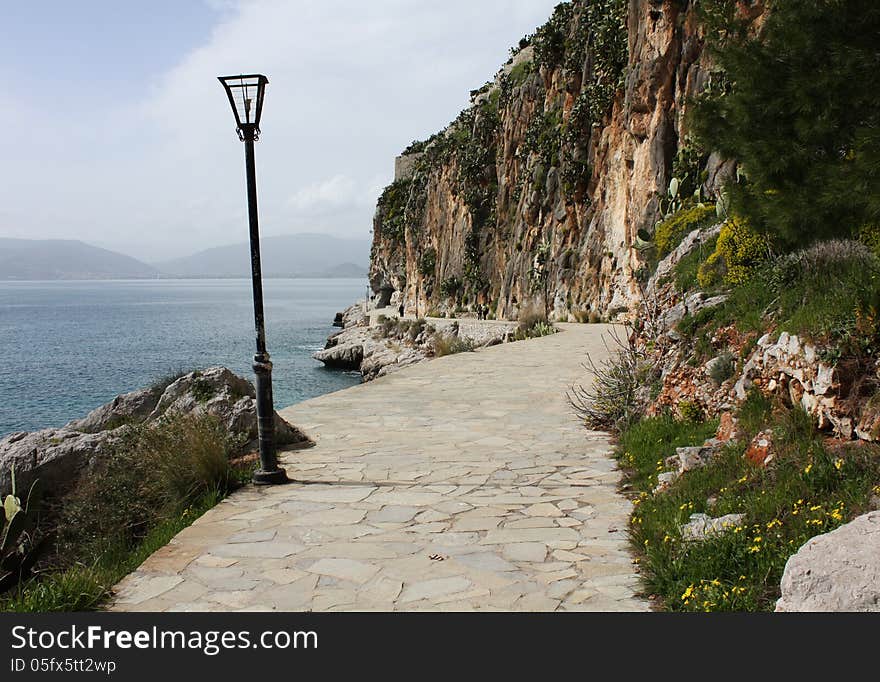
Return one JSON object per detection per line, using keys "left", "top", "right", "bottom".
{"left": 111, "top": 323, "right": 648, "bottom": 611}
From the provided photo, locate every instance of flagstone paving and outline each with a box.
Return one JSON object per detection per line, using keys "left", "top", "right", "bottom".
{"left": 110, "top": 323, "right": 649, "bottom": 612}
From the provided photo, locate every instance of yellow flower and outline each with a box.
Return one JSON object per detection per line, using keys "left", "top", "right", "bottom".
{"left": 834, "top": 459, "right": 843, "bottom": 471}
{"left": 681, "top": 585, "right": 695, "bottom": 600}
{"left": 804, "top": 464, "right": 813, "bottom": 475}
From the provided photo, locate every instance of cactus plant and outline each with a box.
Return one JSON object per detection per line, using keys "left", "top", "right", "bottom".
{"left": 0, "top": 467, "right": 45, "bottom": 593}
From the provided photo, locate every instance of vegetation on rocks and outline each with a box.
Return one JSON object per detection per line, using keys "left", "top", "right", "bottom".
{"left": 653, "top": 204, "right": 717, "bottom": 260}
{"left": 1, "top": 412, "right": 250, "bottom": 612}
{"left": 618, "top": 396, "right": 880, "bottom": 611}
{"left": 568, "top": 0, "right": 880, "bottom": 611}
{"left": 692, "top": 0, "right": 880, "bottom": 248}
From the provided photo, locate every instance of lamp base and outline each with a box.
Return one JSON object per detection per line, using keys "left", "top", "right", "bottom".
{"left": 252, "top": 467, "right": 289, "bottom": 486}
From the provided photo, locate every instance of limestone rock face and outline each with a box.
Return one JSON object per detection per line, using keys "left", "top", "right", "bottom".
{"left": 776, "top": 511, "right": 880, "bottom": 612}
{"left": 66, "top": 387, "right": 161, "bottom": 433}
{"left": 0, "top": 428, "right": 120, "bottom": 499}
{"left": 0, "top": 367, "right": 311, "bottom": 496}
{"left": 369, "top": 1, "right": 722, "bottom": 321}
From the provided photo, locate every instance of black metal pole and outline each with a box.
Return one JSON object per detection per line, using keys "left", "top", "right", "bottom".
{"left": 243, "top": 131, "right": 287, "bottom": 485}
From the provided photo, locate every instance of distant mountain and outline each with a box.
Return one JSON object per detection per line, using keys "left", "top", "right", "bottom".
{"left": 155, "top": 233, "right": 370, "bottom": 279}
{"left": 0, "top": 239, "right": 158, "bottom": 280}
{"left": 321, "top": 262, "right": 369, "bottom": 278}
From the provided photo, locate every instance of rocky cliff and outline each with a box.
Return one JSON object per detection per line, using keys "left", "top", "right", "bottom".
{"left": 369, "top": 0, "right": 733, "bottom": 321}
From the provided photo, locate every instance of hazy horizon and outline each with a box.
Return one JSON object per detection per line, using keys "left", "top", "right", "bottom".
{"left": 0, "top": 0, "right": 560, "bottom": 262}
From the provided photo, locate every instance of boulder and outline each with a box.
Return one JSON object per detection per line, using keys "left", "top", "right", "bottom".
{"left": 664, "top": 443, "right": 720, "bottom": 474}
{"left": 150, "top": 368, "right": 310, "bottom": 448}
{"left": 313, "top": 327, "right": 368, "bottom": 370}
{"left": 653, "top": 470, "right": 680, "bottom": 494}
{"left": 0, "top": 428, "right": 120, "bottom": 497}
{"left": 66, "top": 387, "right": 161, "bottom": 434}
{"left": 0, "top": 367, "right": 311, "bottom": 496}
{"left": 681, "top": 513, "right": 746, "bottom": 541}
{"left": 776, "top": 511, "right": 880, "bottom": 612}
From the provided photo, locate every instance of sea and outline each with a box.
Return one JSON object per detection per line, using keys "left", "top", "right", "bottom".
{"left": 0, "top": 279, "right": 367, "bottom": 436}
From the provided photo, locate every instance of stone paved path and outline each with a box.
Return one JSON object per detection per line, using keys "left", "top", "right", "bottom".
{"left": 111, "top": 323, "right": 648, "bottom": 611}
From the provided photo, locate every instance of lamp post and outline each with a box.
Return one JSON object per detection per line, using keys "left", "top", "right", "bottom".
{"left": 218, "top": 73, "right": 287, "bottom": 485}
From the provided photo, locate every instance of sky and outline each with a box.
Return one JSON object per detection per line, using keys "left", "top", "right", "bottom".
{"left": 0, "top": 0, "right": 560, "bottom": 262}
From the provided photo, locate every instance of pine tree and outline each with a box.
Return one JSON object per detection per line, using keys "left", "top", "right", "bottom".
{"left": 691, "top": 0, "right": 880, "bottom": 248}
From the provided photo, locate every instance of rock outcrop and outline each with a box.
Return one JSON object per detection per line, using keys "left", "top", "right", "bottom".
{"left": 369, "top": 0, "right": 721, "bottom": 321}
{"left": 776, "top": 511, "right": 880, "bottom": 612}
{"left": 0, "top": 367, "right": 311, "bottom": 496}
{"left": 315, "top": 304, "right": 518, "bottom": 381}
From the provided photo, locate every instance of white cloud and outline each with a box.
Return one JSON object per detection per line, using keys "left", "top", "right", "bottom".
{"left": 0, "top": 0, "right": 561, "bottom": 260}
{"left": 287, "top": 174, "right": 373, "bottom": 213}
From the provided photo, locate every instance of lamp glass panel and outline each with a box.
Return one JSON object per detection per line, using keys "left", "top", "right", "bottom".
{"left": 226, "top": 77, "right": 263, "bottom": 126}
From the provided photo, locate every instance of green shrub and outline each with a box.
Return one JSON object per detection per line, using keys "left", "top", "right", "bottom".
{"left": 516, "top": 305, "right": 548, "bottom": 333}
{"left": 2, "top": 491, "right": 221, "bottom": 612}
{"left": 697, "top": 217, "right": 770, "bottom": 288}
{"left": 433, "top": 335, "right": 474, "bottom": 357}
{"left": 691, "top": 0, "right": 880, "bottom": 248}
{"left": 56, "top": 413, "right": 240, "bottom": 561}
{"left": 673, "top": 236, "right": 717, "bottom": 292}
{"left": 708, "top": 351, "right": 736, "bottom": 385}
{"left": 531, "top": 2, "right": 573, "bottom": 69}
{"left": 569, "top": 327, "right": 658, "bottom": 431}
{"left": 514, "top": 302, "right": 556, "bottom": 340}
{"left": 507, "top": 60, "right": 534, "bottom": 88}
{"left": 654, "top": 204, "right": 717, "bottom": 258}
{"left": 678, "top": 400, "right": 705, "bottom": 423}
{"left": 419, "top": 248, "right": 437, "bottom": 277}
{"left": 376, "top": 179, "right": 412, "bottom": 243}
{"left": 624, "top": 403, "right": 880, "bottom": 611}
{"left": 440, "top": 276, "right": 462, "bottom": 299}
{"left": 858, "top": 224, "right": 880, "bottom": 257}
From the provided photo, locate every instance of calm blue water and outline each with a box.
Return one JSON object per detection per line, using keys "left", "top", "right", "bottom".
{"left": 0, "top": 279, "right": 366, "bottom": 436}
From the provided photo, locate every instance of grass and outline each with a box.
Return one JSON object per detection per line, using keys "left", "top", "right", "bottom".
{"left": 673, "top": 236, "right": 717, "bottom": 292}
{"left": 0, "top": 491, "right": 222, "bottom": 612}
{"left": 377, "top": 317, "right": 431, "bottom": 343}
{"left": 433, "top": 335, "right": 475, "bottom": 357}
{"left": 617, "top": 412, "right": 719, "bottom": 492}
{"left": 676, "top": 240, "right": 880, "bottom": 355}
{"left": 148, "top": 368, "right": 192, "bottom": 394}
{"left": 513, "top": 306, "right": 556, "bottom": 341}
{"left": 1, "top": 413, "right": 251, "bottom": 612}
{"left": 617, "top": 397, "right": 880, "bottom": 611}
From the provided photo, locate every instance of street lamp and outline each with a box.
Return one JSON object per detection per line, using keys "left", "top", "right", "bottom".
{"left": 218, "top": 73, "right": 287, "bottom": 485}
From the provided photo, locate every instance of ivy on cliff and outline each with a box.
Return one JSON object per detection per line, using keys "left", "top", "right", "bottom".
{"left": 533, "top": 2, "right": 575, "bottom": 69}
{"left": 514, "top": 0, "right": 628, "bottom": 205}
{"left": 376, "top": 179, "right": 412, "bottom": 244}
